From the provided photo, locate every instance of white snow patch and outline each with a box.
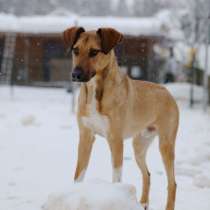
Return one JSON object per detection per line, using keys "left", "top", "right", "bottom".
{"left": 193, "top": 175, "right": 210, "bottom": 189}
{"left": 0, "top": 13, "right": 160, "bottom": 35}
{"left": 21, "top": 115, "right": 37, "bottom": 126}
{"left": 165, "top": 83, "right": 203, "bottom": 102}
{"left": 0, "top": 10, "right": 183, "bottom": 39}
{"left": 0, "top": 85, "right": 210, "bottom": 210}
{"left": 42, "top": 181, "right": 143, "bottom": 210}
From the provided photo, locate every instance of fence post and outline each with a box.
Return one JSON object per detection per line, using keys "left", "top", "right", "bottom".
{"left": 203, "top": 10, "right": 210, "bottom": 111}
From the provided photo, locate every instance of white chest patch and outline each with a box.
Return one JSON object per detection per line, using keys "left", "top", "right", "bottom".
{"left": 81, "top": 82, "right": 109, "bottom": 137}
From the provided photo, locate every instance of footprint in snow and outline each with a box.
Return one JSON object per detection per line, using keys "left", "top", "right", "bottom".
{"left": 21, "top": 115, "right": 40, "bottom": 127}
{"left": 0, "top": 113, "right": 6, "bottom": 119}
{"left": 193, "top": 175, "right": 210, "bottom": 188}
{"left": 7, "top": 196, "right": 19, "bottom": 200}
{"left": 13, "top": 166, "right": 24, "bottom": 172}
{"left": 8, "top": 182, "right": 16, "bottom": 187}
{"left": 176, "top": 166, "right": 200, "bottom": 177}
{"left": 124, "top": 156, "right": 132, "bottom": 161}
{"left": 190, "top": 153, "right": 210, "bottom": 166}
{"left": 60, "top": 125, "right": 72, "bottom": 130}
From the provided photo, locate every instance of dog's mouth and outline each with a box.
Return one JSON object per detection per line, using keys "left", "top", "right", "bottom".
{"left": 72, "top": 69, "right": 96, "bottom": 83}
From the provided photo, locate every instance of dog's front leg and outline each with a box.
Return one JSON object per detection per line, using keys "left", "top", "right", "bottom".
{"left": 74, "top": 126, "right": 95, "bottom": 182}
{"left": 107, "top": 136, "right": 123, "bottom": 182}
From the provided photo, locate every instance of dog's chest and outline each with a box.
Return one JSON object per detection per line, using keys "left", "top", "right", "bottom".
{"left": 81, "top": 88, "right": 109, "bottom": 137}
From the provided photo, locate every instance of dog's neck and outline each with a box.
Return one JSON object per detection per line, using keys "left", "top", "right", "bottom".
{"left": 96, "top": 53, "right": 121, "bottom": 95}
{"left": 85, "top": 51, "right": 123, "bottom": 111}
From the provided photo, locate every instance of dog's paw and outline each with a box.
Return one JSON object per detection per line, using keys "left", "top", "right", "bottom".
{"left": 141, "top": 203, "right": 149, "bottom": 210}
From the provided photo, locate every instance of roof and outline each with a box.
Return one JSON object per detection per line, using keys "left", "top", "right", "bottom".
{"left": 0, "top": 11, "right": 184, "bottom": 40}
{"left": 0, "top": 13, "right": 161, "bottom": 36}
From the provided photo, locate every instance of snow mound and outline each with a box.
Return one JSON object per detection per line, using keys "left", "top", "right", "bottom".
{"left": 42, "top": 181, "right": 143, "bottom": 210}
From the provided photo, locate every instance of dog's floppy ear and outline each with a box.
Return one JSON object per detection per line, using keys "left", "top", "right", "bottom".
{"left": 97, "top": 28, "right": 123, "bottom": 54}
{"left": 63, "top": 27, "right": 85, "bottom": 50}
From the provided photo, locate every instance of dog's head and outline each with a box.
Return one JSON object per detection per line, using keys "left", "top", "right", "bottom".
{"left": 63, "top": 27, "right": 123, "bottom": 82}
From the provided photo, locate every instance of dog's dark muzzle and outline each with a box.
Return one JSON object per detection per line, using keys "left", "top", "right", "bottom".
{"left": 72, "top": 67, "right": 86, "bottom": 82}
{"left": 72, "top": 67, "right": 95, "bottom": 82}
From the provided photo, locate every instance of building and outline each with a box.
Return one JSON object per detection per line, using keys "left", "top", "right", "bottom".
{"left": 0, "top": 14, "right": 168, "bottom": 87}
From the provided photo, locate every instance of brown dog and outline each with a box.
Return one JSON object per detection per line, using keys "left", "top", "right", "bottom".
{"left": 63, "top": 27, "right": 179, "bottom": 210}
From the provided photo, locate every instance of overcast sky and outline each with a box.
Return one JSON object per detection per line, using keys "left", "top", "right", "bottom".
{"left": 0, "top": 0, "right": 185, "bottom": 17}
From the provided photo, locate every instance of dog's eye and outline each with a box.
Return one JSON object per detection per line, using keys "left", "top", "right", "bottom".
{"left": 72, "top": 48, "right": 79, "bottom": 56}
{"left": 89, "top": 49, "right": 100, "bottom": 58}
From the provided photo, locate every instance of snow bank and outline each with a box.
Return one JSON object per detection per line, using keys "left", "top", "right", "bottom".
{"left": 42, "top": 181, "right": 143, "bottom": 210}
{"left": 165, "top": 83, "right": 203, "bottom": 102}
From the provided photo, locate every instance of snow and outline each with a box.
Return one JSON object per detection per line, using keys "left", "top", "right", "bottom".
{"left": 0, "top": 10, "right": 183, "bottom": 38}
{"left": 155, "top": 10, "right": 184, "bottom": 41}
{"left": 0, "top": 83, "right": 210, "bottom": 210}
{"left": 166, "top": 83, "right": 203, "bottom": 102}
{"left": 43, "top": 181, "right": 143, "bottom": 210}
{"left": 78, "top": 16, "right": 161, "bottom": 36}
{"left": 0, "top": 13, "right": 160, "bottom": 35}
{"left": 0, "top": 13, "right": 76, "bottom": 34}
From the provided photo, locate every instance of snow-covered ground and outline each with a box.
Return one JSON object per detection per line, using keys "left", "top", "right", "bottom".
{"left": 43, "top": 181, "right": 143, "bottom": 210}
{"left": 0, "top": 83, "right": 210, "bottom": 210}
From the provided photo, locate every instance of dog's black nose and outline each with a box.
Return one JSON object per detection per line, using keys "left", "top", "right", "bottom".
{"left": 72, "top": 67, "right": 84, "bottom": 82}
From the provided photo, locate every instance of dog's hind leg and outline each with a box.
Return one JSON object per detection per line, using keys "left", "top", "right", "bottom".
{"left": 132, "top": 129, "right": 156, "bottom": 210}
{"left": 74, "top": 126, "right": 95, "bottom": 182}
{"left": 158, "top": 126, "right": 177, "bottom": 210}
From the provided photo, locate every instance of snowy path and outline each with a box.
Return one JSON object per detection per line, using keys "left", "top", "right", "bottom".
{"left": 0, "top": 85, "right": 210, "bottom": 210}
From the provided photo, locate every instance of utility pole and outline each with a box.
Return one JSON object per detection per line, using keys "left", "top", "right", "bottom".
{"left": 0, "top": 33, "right": 16, "bottom": 85}
{"left": 190, "top": 15, "right": 200, "bottom": 108}
{"left": 203, "top": 1, "right": 210, "bottom": 111}
{"left": 0, "top": 33, "right": 16, "bottom": 98}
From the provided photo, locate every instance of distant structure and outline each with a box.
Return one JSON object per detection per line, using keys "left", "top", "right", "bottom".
{"left": 0, "top": 15, "right": 171, "bottom": 87}
{"left": 0, "top": 33, "right": 16, "bottom": 84}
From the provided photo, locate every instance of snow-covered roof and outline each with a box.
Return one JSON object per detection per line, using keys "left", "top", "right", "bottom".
{"left": 0, "top": 11, "right": 184, "bottom": 39}
{"left": 79, "top": 17, "right": 161, "bottom": 36}
{"left": 0, "top": 13, "right": 160, "bottom": 36}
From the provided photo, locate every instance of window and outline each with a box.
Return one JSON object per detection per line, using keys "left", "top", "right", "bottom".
{"left": 130, "top": 65, "right": 143, "bottom": 79}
